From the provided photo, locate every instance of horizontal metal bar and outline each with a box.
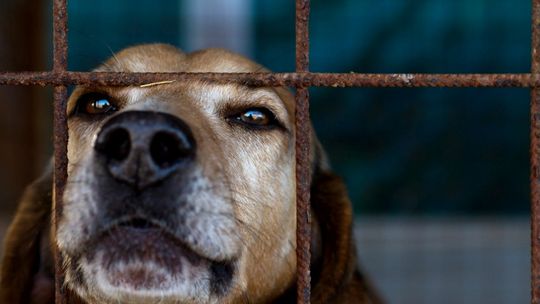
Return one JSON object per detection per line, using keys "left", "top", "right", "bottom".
{"left": 0, "top": 71, "right": 535, "bottom": 88}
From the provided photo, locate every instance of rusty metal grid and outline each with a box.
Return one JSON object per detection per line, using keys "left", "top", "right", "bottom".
{"left": 0, "top": 0, "right": 538, "bottom": 303}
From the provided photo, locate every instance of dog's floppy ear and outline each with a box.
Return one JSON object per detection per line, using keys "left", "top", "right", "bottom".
{"left": 309, "top": 139, "right": 382, "bottom": 304}
{"left": 1, "top": 164, "right": 55, "bottom": 304}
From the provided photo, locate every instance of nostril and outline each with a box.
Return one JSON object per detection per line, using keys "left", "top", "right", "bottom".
{"left": 97, "top": 128, "right": 131, "bottom": 161}
{"left": 150, "top": 131, "right": 191, "bottom": 168}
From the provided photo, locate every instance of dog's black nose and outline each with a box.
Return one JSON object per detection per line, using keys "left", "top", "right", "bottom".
{"left": 95, "top": 111, "right": 195, "bottom": 190}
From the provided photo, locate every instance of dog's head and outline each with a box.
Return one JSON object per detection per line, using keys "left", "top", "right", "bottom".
{"left": 57, "top": 44, "right": 316, "bottom": 303}
{"left": 2, "top": 44, "right": 377, "bottom": 304}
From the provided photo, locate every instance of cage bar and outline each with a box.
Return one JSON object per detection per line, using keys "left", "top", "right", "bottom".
{"left": 532, "top": 0, "right": 540, "bottom": 302}
{"left": 0, "top": 72, "right": 535, "bottom": 88}
{"left": 52, "top": 87, "right": 68, "bottom": 304}
{"left": 295, "top": 0, "right": 311, "bottom": 303}
{"left": 52, "top": 0, "right": 68, "bottom": 303}
{"left": 295, "top": 87, "right": 311, "bottom": 304}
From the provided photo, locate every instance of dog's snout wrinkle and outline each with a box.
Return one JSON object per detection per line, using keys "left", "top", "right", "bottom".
{"left": 95, "top": 111, "right": 195, "bottom": 190}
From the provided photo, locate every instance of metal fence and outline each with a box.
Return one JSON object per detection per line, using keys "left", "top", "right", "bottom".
{"left": 0, "top": 0, "right": 539, "bottom": 303}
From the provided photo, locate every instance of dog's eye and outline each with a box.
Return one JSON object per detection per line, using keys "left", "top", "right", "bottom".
{"left": 233, "top": 108, "right": 276, "bottom": 128}
{"left": 74, "top": 93, "right": 117, "bottom": 116}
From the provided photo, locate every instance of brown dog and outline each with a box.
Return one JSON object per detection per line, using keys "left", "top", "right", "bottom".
{"left": 1, "top": 44, "right": 381, "bottom": 303}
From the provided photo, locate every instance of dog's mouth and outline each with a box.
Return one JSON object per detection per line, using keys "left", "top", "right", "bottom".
{"left": 82, "top": 216, "right": 236, "bottom": 295}
{"left": 117, "top": 217, "right": 157, "bottom": 230}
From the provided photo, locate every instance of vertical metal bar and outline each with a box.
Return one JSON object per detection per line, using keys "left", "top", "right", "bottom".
{"left": 533, "top": 0, "right": 540, "bottom": 303}
{"left": 296, "top": 0, "right": 310, "bottom": 73}
{"left": 53, "top": 86, "right": 68, "bottom": 304}
{"left": 295, "top": 0, "right": 311, "bottom": 303}
{"left": 53, "top": 0, "right": 68, "bottom": 303}
{"left": 295, "top": 87, "right": 311, "bottom": 304}
{"left": 53, "top": 0, "right": 68, "bottom": 72}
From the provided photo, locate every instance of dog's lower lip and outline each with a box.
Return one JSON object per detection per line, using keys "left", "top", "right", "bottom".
{"left": 91, "top": 218, "right": 230, "bottom": 264}
{"left": 92, "top": 225, "right": 207, "bottom": 271}
{"left": 84, "top": 225, "right": 237, "bottom": 294}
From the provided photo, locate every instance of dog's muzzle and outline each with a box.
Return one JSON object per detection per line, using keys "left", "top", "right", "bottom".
{"left": 62, "top": 110, "right": 238, "bottom": 298}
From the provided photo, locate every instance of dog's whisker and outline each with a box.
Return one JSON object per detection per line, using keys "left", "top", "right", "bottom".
{"left": 104, "top": 43, "right": 128, "bottom": 72}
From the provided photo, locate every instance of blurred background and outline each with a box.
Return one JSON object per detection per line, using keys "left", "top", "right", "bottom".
{"left": 0, "top": 0, "right": 531, "bottom": 303}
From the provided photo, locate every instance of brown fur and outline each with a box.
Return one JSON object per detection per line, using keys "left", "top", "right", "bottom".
{"left": 1, "top": 44, "right": 382, "bottom": 303}
{"left": 1, "top": 168, "right": 382, "bottom": 304}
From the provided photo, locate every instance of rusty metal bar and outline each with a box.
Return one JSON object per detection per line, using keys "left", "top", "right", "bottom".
{"left": 296, "top": 0, "right": 309, "bottom": 73}
{"left": 533, "top": 0, "right": 540, "bottom": 302}
{"left": 295, "top": 87, "right": 311, "bottom": 304}
{"left": 0, "top": 71, "right": 535, "bottom": 88}
{"left": 295, "top": 0, "right": 311, "bottom": 303}
{"left": 53, "top": 0, "right": 68, "bottom": 303}
{"left": 53, "top": 0, "right": 68, "bottom": 72}
{"left": 53, "top": 87, "right": 68, "bottom": 304}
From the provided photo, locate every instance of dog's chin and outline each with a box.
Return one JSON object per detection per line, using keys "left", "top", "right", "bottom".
{"left": 73, "top": 226, "right": 235, "bottom": 303}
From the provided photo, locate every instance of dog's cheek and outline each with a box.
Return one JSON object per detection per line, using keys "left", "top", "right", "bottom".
{"left": 56, "top": 160, "right": 100, "bottom": 255}
{"left": 67, "top": 122, "right": 101, "bottom": 169}
{"left": 225, "top": 144, "right": 296, "bottom": 301}
{"left": 228, "top": 133, "right": 295, "bottom": 239}
{"left": 177, "top": 173, "right": 241, "bottom": 261}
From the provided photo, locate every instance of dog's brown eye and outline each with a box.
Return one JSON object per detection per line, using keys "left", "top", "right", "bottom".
{"left": 235, "top": 108, "right": 274, "bottom": 127}
{"left": 74, "top": 93, "right": 117, "bottom": 116}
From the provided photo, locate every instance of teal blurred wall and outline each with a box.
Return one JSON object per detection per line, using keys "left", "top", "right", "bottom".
{"left": 67, "top": 0, "right": 531, "bottom": 215}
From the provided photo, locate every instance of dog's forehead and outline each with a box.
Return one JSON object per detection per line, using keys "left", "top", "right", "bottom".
{"left": 97, "top": 44, "right": 265, "bottom": 74}
{"left": 76, "top": 44, "right": 295, "bottom": 114}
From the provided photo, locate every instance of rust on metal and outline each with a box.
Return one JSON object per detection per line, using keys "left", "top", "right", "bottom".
{"left": 295, "top": 87, "right": 312, "bottom": 304}
{"left": 296, "top": 0, "right": 310, "bottom": 73}
{"left": 295, "top": 0, "right": 311, "bottom": 303}
{"left": 53, "top": 86, "right": 68, "bottom": 303}
{"left": 53, "top": 0, "right": 68, "bottom": 303}
{"left": 0, "top": 71, "right": 536, "bottom": 88}
{"left": 53, "top": 0, "right": 68, "bottom": 72}
{"left": 532, "top": 0, "right": 540, "bottom": 303}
